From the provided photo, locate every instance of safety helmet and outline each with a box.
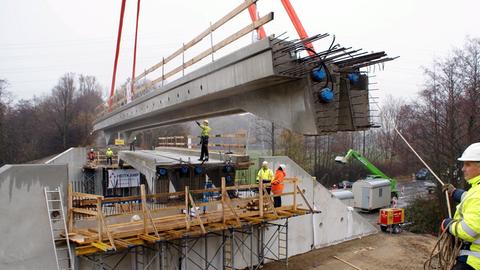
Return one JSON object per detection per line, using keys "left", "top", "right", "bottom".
{"left": 130, "top": 214, "right": 141, "bottom": 222}
{"left": 458, "top": 143, "right": 480, "bottom": 161}
{"left": 279, "top": 164, "right": 286, "bottom": 171}
{"left": 90, "top": 148, "right": 94, "bottom": 151}
{"left": 262, "top": 161, "right": 268, "bottom": 167}
{"left": 203, "top": 120, "right": 209, "bottom": 124}
{"left": 107, "top": 148, "right": 111, "bottom": 150}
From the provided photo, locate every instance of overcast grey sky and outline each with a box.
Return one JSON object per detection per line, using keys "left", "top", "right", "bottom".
{"left": 1, "top": 0, "right": 479, "bottom": 103}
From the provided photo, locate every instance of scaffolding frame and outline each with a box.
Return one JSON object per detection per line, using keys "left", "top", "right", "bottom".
{"left": 78, "top": 218, "right": 290, "bottom": 270}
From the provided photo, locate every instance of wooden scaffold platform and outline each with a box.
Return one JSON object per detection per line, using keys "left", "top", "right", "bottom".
{"left": 65, "top": 177, "right": 316, "bottom": 269}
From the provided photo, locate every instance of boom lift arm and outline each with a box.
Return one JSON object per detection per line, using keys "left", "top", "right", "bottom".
{"left": 335, "top": 149, "right": 398, "bottom": 197}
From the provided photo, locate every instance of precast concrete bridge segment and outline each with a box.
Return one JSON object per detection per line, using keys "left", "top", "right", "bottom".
{"left": 94, "top": 36, "right": 389, "bottom": 140}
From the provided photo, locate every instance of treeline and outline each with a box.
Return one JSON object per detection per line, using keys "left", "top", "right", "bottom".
{"left": 0, "top": 73, "right": 103, "bottom": 165}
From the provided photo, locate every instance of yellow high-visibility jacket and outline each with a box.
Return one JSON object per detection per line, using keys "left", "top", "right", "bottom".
{"left": 256, "top": 168, "right": 273, "bottom": 183}
{"left": 106, "top": 149, "right": 114, "bottom": 158}
{"left": 199, "top": 125, "right": 211, "bottom": 137}
{"left": 450, "top": 175, "right": 480, "bottom": 269}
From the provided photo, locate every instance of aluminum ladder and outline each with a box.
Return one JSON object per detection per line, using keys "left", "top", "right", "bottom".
{"left": 44, "top": 186, "right": 74, "bottom": 270}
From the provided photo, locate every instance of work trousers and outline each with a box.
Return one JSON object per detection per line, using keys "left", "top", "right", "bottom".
{"left": 273, "top": 196, "right": 282, "bottom": 208}
{"left": 452, "top": 261, "right": 475, "bottom": 270}
{"left": 200, "top": 136, "right": 209, "bottom": 160}
{"left": 106, "top": 157, "right": 112, "bottom": 165}
{"left": 262, "top": 179, "right": 271, "bottom": 194}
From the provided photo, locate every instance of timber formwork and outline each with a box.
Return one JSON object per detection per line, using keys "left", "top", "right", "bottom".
{"left": 66, "top": 178, "right": 315, "bottom": 269}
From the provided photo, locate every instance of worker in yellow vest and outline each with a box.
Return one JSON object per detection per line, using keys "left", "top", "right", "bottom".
{"left": 105, "top": 148, "right": 114, "bottom": 165}
{"left": 196, "top": 120, "right": 211, "bottom": 162}
{"left": 256, "top": 161, "right": 274, "bottom": 194}
{"left": 442, "top": 143, "right": 480, "bottom": 270}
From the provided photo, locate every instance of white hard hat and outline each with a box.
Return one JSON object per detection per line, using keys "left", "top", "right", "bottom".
{"left": 262, "top": 161, "right": 268, "bottom": 166}
{"left": 130, "top": 214, "right": 141, "bottom": 222}
{"left": 203, "top": 119, "right": 209, "bottom": 124}
{"left": 458, "top": 143, "right": 480, "bottom": 161}
{"left": 279, "top": 164, "right": 286, "bottom": 171}
{"left": 90, "top": 148, "right": 94, "bottom": 151}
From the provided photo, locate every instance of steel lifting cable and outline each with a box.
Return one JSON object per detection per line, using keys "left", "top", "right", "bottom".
{"left": 372, "top": 102, "right": 460, "bottom": 269}
{"left": 130, "top": 0, "right": 141, "bottom": 97}
{"left": 109, "top": 0, "right": 127, "bottom": 109}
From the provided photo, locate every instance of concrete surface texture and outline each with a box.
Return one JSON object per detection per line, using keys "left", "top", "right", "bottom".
{"left": 45, "top": 147, "right": 87, "bottom": 183}
{"left": 259, "top": 156, "right": 377, "bottom": 252}
{"left": 46, "top": 147, "right": 104, "bottom": 195}
{"left": 118, "top": 149, "right": 226, "bottom": 193}
{"left": 119, "top": 148, "right": 246, "bottom": 193}
{"left": 0, "top": 149, "right": 376, "bottom": 270}
{"left": 0, "top": 164, "right": 68, "bottom": 270}
{"left": 93, "top": 37, "right": 371, "bottom": 140}
{"left": 154, "top": 146, "right": 250, "bottom": 164}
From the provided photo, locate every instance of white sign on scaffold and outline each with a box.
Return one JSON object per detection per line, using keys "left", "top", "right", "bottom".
{"left": 108, "top": 169, "right": 140, "bottom": 188}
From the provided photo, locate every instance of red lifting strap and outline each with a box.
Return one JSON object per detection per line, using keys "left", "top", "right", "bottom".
{"left": 130, "top": 0, "right": 141, "bottom": 97}
{"left": 247, "top": 3, "right": 266, "bottom": 40}
{"left": 109, "top": 0, "right": 127, "bottom": 109}
{"left": 280, "top": 0, "right": 315, "bottom": 56}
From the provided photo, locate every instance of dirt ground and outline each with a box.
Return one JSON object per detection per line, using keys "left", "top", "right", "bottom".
{"left": 264, "top": 232, "right": 437, "bottom": 270}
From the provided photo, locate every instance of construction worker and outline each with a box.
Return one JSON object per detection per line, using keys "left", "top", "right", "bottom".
{"left": 196, "top": 120, "right": 211, "bottom": 161}
{"left": 87, "top": 148, "right": 96, "bottom": 162}
{"left": 130, "top": 136, "right": 137, "bottom": 151}
{"left": 272, "top": 164, "right": 286, "bottom": 207}
{"left": 106, "top": 147, "right": 114, "bottom": 165}
{"left": 256, "top": 161, "right": 274, "bottom": 194}
{"left": 442, "top": 143, "right": 480, "bottom": 270}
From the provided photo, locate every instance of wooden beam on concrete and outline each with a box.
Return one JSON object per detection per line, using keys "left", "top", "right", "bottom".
{"left": 296, "top": 185, "right": 314, "bottom": 212}
{"left": 91, "top": 241, "right": 114, "bottom": 252}
{"left": 133, "top": 0, "right": 259, "bottom": 83}
{"left": 188, "top": 192, "right": 206, "bottom": 234}
{"left": 138, "top": 12, "right": 274, "bottom": 93}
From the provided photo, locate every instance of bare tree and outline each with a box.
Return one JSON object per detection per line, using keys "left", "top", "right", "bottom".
{"left": 254, "top": 117, "right": 275, "bottom": 155}
{"left": 47, "top": 73, "right": 76, "bottom": 148}
{"left": 457, "top": 38, "right": 480, "bottom": 143}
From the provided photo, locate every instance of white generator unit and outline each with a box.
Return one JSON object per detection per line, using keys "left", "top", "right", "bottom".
{"left": 352, "top": 179, "right": 391, "bottom": 210}
{"left": 331, "top": 190, "right": 354, "bottom": 207}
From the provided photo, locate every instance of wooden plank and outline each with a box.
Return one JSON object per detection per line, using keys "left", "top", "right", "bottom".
{"left": 141, "top": 184, "right": 148, "bottom": 234}
{"left": 263, "top": 187, "right": 279, "bottom": 218}
{"left": 224, "top": 191, "right": 241, "bottom": 225}
{"left": 242, "top": 216, "right": 263, "bottom": 223}
{"left": 114, "top": 239, "right": 132, "bottom": 248}
{"left": 138, "top": 12, "right": 274, "bottom": 93}
{"left": 259, "top": 177, "right": 264, "bottom": 217}
{"left": 165, "top": 12, "right": 273, "bottom": 85}
{"left": 185, "top": 186, "right": 190, "bottom": 230}
{"left": 67, "top": 182, "right": 73, "bottom": 232}
{"left": 188, "top": 192, "right": 206, "bottom": 234}
{"left": 145, "top": 205, "right": 160, "bottom": 238}
{"left": 72, "top": 208, "right": 98, "bottom": 216}
{"left": 221, "top": 178, "right": 226, "bottom": 224}
{"left": 133, "top": 0, "right": 258, "bottom": 83}
{"left": 332, "top": 256, "right": 363, "bottom": 270}
{"left": 100, "top": 215, "right": 116, "bottom": 250}
{"left": 96, "top": 198, "right": 103, "bottom": 242}
{"left": 139, "top": 234, "right": 161, "bottom": 243}
{"left": 75, "top": 245, "right": 100, "bottom": 256}
{"left": 73, "top": 192, "right": 104, "bottom": 200}
{"left": 91, "top": 241, "right": 114, "bottom": 252}
{"left": 276, "top": 210, "right": 295, "bottom": 217}
{"left": 293, "top": 178, "right": 298, "bottom": 210}
{"left": 297, "top": 185, "right": 314, "bottom": 212}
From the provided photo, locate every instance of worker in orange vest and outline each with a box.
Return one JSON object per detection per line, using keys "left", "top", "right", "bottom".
{"left": 272, "top": 164, "right": 286, "bottom": 207}
{"left": 87, "top": 148, "right": 96, "bottom": 162}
